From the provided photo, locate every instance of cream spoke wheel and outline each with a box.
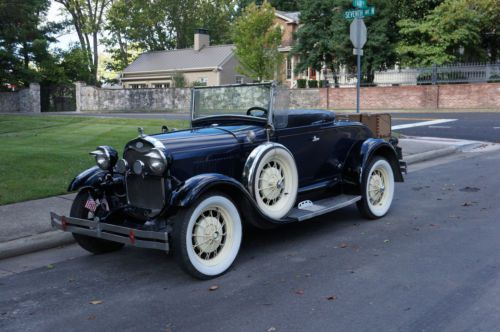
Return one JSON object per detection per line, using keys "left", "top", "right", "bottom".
{"left": 173, "top": 194, "right": 242, "bottom": 279}
{"left": 358, "top": 157, "right": 395, "bottom": 219}
{"left": 251, "top": 145, "right": 298, "bottom": 219}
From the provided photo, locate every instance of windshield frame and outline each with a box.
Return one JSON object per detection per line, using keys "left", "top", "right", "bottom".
{"left": 190, "top": 82, "right": 276, "bottom": 127}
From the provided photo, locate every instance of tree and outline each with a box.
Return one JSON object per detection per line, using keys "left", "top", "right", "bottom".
{"left": 104, "top": 0, "right": 237, "bottom": 71}
{"left": 397, "top": 0, "right": 499, "bottom": 66}
{"left": 231, "top": 1, "right": 283, "bottom": 81}
{"left": 293, "top": 0, "right": 399, "bottom": 85}
{"left": 239, "top": 0, "right": 300, "bottom": 11}
{"left": 55, "top": 0, "right": 111, "bottom": 85}
{"left": 0, "top": 0, "right": 58, "bottom": 88}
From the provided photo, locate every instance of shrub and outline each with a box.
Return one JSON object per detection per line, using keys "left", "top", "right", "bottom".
{"left": 319, "top": 80, "right": 328, "bottom": 88}
{"left": 308, "top": 80, "right": 318, "bottom": 88}
{"left": 296, "top": 79, "right": 307, "bottom": 88}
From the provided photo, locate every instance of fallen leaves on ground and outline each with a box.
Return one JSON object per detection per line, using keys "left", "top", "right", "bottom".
{"left": 46, "top": 264, "right": 54, "bottom": 269}
{"left": 89, "top": 300, "right": 102, "bottom": 305}
{"left": 460, "top": 186, "right": 480, "bottom": 193}
{"left": 326, "top": 295, "right": 337, "bottom": 301}
{"left": 295, "top": 289, "right": 304, "bottom": 295}
{"left": 208, "top": 285, "right": 219, "bottom": 291}
{"left": 383, "top": 239, "right": 390, "bottom": 244}
{"left": 267, "top": 327, "right": 277, "bottom": 332}
{"left": 339, "top": 243, "right": 348, "bottom": 248}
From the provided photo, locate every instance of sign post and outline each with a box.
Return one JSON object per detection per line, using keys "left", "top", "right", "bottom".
{"left": 345, "top": 2, "right": 373, "bottom": 113}
{"left": 350, "top": 18, "right": 366, "bottom": 114}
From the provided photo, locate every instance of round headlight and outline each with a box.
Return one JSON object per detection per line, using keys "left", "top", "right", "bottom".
{"left": 145, "top": 148, "right": 167, "bottom": 175}
{"left": 133, "top": 160, "right": 145, "bottom": 175}
{"left": 115, "top": 159, "right": 128, "bottom": 174}
{"left": 89, "top": 146, "right": 118, "bottom": 171}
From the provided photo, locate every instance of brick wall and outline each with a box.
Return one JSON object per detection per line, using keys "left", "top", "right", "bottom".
{"left": 325, "top": 83, "right": 500, "bottom": 110}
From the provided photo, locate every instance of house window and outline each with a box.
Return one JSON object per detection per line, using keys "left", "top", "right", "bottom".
{"left": 153, "top": 83, "right": 170, "bottom": 88}
{"left": 235, "top": 76, "right": 244, "bottom": 84}
{"left": 286, "top": 58, "right": 292, "bottom": 80}
{"left": 198, "top": 77, "right": 208, "bottom": 86}
{"left": 130, "top": 84, "right": 148, "bottom": 89}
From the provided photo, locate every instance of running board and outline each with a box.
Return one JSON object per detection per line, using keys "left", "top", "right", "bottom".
{"left": 285, "top": 195, "right": 362, "bottom": 222}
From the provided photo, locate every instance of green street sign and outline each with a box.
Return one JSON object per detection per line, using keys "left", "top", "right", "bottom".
{"left": 352, "top": 0, "right": 367, "bottom": 9}
{"left": 344, "top": 6, "right": 375, "bottom": 20}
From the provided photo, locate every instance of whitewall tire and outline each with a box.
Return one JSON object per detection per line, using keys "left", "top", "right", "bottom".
{"left": 357, "top": 157, "right": 395, "bottom": 219}
{"left": 172, "top": 193, "right": 242, "bottom": 279}
{"left": 252, "top": 147, "right": 298, "bottom": 219}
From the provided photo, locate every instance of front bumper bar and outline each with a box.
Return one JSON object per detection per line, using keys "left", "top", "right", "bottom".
{"left": 50, "top": 212, "right": 169, "bottom": 252}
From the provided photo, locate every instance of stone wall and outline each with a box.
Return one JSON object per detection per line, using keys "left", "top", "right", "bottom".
{"left": 0, "top": 83, "right": 40, "bottom": 113}
{"left": 0, "top": 92, "right": 19, "bottom": 113}
{"left": 77, "top": 83, "right": 190, "bottom": 112}
{"left": 76, "top": 83, "right": 500, "bottom": 113}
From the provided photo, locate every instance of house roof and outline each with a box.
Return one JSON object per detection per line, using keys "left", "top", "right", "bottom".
{"left": 122, "top": 45, "right": 235, "bottom": 74}
{"left": 275, "top": 11, "right": 300, "bottom": 23}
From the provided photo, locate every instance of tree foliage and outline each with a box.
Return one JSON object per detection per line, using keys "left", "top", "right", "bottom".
{"left": 397, "top": 0, "right": 499, "bottom": 66}
{"left": 55, "top": 0, "right": 112, "bottom": 85}
{"left": 231, "top": 1, "right": 283, "bottom": 81}
{"left": 293, "top": 0, "right": 399, "bottom": 84}
{"left": 0, "top": 0, "right": 59, "bottom": 88}
{"left": 104, "top": 0, "right": 237, "bottom": 71}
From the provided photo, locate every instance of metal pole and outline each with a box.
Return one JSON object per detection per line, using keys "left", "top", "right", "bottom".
{"left": 356, "top": 51, "right": 361, "bottom": 113}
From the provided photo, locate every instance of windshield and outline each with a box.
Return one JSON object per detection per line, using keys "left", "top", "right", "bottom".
{"left": 192, "top": 84, "right": 272, "bottom": 120}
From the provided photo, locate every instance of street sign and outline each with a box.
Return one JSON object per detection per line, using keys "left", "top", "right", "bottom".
{"left": 350, "top": 18, "right": 367, "bottom": 49}
{"left": 352, "top": 0, "right": 367, "bottom": 9}
{"left": 344, "top": 6, "right": 375, "bottom": 20}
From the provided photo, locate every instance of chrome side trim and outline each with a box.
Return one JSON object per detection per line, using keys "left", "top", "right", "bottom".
{"left": 242, "top": 142, "right": 295, "bottom": 198}
{"left": 50, "top": 212, "right": 169, "bottom": 252}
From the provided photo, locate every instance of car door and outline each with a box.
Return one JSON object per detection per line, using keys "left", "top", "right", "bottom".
{"left": 276, "top": 123, "right": 331, "bottom": 187}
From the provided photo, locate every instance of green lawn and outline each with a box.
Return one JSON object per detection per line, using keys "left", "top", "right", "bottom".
{"left": 0, "top": 115, "right": 188, "bottom": 205}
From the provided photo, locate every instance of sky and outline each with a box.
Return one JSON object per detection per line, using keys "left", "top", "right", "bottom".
{"left": 47, "top": 1, "right": 79, "bottom": 50}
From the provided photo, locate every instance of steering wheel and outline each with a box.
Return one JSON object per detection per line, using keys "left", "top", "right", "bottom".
{"left": 246, "top": 106, "right": 268, "bottom": 118}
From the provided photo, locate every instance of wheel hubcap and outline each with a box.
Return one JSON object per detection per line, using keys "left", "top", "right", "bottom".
{"left": 192, "top": 208, "right": 227, "bottom": 260}
{"left": 258, "top": 161, "right": 285, "bottom": 206}
{"left": 368, "top": 169, "right": 386, "bottom": 205}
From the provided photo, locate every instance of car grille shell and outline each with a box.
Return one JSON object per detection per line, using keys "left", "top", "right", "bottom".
{"left": 124, "top": 143, "right": 165, "bottom": 210}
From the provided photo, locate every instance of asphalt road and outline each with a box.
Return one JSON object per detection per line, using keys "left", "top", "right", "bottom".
{"left": 1, "top": 148, "right": 500, "bottom": 331}
{"left": 391, "top": 112, "right": 500, "bottom": 142}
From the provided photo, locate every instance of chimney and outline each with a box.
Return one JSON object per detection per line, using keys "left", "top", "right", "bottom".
{"left": 194, "top": 28, "right": 210, "bottom": 51}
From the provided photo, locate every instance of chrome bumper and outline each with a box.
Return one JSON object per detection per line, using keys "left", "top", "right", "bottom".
{"left": 50, "top": 212, "right": 169, "bottom": 252}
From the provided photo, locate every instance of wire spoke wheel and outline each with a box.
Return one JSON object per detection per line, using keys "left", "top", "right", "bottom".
{"left": 357, "top": 157, "right": 395, "bottom": 219}
{"left": 173, "top": 193, "right": 242, "bottom": 279}
{"left": 252, "top": 147, "right": 298, "bottom": 219}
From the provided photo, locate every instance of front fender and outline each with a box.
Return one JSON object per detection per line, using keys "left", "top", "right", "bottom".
{"left": 169, "top": 173, "right": 254, "bottom": 208}
{"left": 67, "top": 166, "right": 108, "bottom": 192}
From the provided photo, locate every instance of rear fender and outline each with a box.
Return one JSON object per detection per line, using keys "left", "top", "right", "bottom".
{"left": 67, "top": 166, "right": 108, "bottom": 192}
{"left": 342, "top": 139, "right": 404, "bottom": 193}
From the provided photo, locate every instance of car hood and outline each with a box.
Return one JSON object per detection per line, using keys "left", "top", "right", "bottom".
{"left": 149, "top": 125, "right": 263, "bottom": 154}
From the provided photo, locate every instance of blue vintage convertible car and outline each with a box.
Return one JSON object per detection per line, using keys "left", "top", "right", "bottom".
{"left": 51, "top": 83, "right": 405, "bottom": 279}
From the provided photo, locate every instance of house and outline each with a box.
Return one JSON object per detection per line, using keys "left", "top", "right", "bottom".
{"left": 121, "top": 11, "right": 316, "bottom": 89}
{"left": 120, "top": 29, "right": 248, "bottom": 88}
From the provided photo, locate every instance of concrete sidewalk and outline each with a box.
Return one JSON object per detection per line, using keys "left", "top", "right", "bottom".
{"left": 0, "top": 136, "right": 493, "bottom": 260}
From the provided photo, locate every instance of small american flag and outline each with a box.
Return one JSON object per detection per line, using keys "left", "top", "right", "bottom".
{"left": 84, "top": 196, "right": 97, "bottom": 212}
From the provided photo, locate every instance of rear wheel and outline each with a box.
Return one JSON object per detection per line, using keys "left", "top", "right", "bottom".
{"left": 357, "top": 157, "right": 395, "bottom": 219}
{"left": 172, "top": 193, "right": 242, "bottom": 279}
{"left": 70, "top": 190, "right": 124, "bottom": 254}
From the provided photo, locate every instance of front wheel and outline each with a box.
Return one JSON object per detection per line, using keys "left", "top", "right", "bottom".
{"left": 171, "top": 193, "right": 242, "bottom": 279}
{"left": 70, "top": 190, "right": 124, "bottom": 254}
{"left": 357, "top": 157, "right": 395, "bottom": 219}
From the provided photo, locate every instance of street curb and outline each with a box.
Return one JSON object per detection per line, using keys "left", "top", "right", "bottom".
{"left": 404, "top": 146, "right": 458, "bottom": 165}
{"left": 0, "top": 231, "right": 74, "bottom": 260}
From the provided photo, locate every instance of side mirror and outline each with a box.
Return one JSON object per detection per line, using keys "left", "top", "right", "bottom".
{"left": 161, "top": 125, "right": 169, "bottom": 133}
